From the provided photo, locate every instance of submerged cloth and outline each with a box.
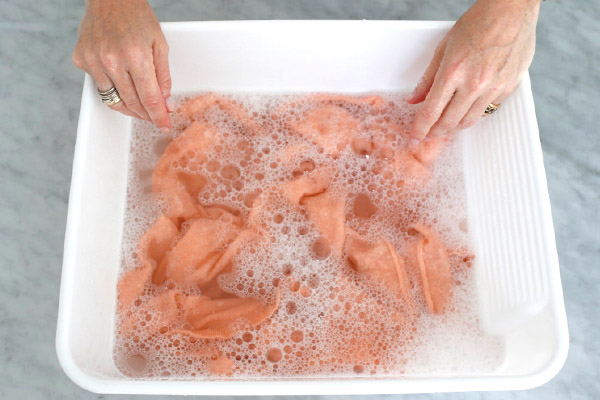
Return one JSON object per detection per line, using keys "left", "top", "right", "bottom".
{"left": 117, "top": 93, "right": 468, "bottom": 376}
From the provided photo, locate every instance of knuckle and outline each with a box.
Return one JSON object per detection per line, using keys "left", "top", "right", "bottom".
{"left": 419, "top": 107, "right": 438, "bottom": 122}
{"left": 489, "top": 87, "right": 503, "bottom": 98}
{"left": 124, "top": 97, "right": 142, "bottom": 110}
{"left": 443, "top": 61, "right": 464, "bottom": 83}
{"left": 439, "top": 117, "right": 458, "bottom": 130}
{"left": 460, "top": 117, "right": 477, "bottom": 128}
{"left": 157, "top": 39, "right": 169, "bottom": 53}
{"left": 82, "top": 49, "right": 97, "bottom": 66}
{"left": 491, "top": 80, "right": 505, "bottom": 92}
{"left": 100, "top": 52, "right": 118, "bottom": 71}
{"left": 140, "top": 94, "right": 162, "bottom": 108}
{"left": 72, "top": 51, "right": 84, "bottom": 69}
{"left": 468, "top": 76, "right": 490, "bottom": 93}
{"left": 160, "top": 75, "right": 172, "bottom": 88}
{"left": 125, "top": 46, "right": 147, "bottom": 66}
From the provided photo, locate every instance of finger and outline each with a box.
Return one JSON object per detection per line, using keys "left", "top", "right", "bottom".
{"left": 93, "top": 69, "right": 114, "bottom": 93}
{"left": 457, "top": 93, "right": 498, "bottom": 129}
{"left": 406, "top": 39, "right": 446, "bottom": 104}
{"left": 491, "top": 91, "right": 510, "bottom": 105}
{"left": 409, "top": 73, "right": 456, "bottom": 143}
{"left": 92, "top": 69, "right": 139, "bottom": 118}
{"left": 110, "top": 72, "right": 151, "bottom": 121}
{"left": 130, "top": 62, "right": 172, "bottom": 132}
{"left": 107, "top": 98, "right": 139, "bottom": 118}
{"left": 427, "top": 90, "right": 478, "bottom": 138}
{"left": 153, "top": 38, "right": 173, "bottom": 112}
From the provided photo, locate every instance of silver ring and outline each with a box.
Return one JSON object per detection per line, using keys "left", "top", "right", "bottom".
{"left": 98, "top": 86, "right": 122, "bottom": 106}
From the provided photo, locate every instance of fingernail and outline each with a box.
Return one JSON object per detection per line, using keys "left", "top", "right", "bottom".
{"left": 161, "top": 127, "right": 170, "bottom": 134}
{"left": 165, "top": 96, "right": 175, "bottom": 113}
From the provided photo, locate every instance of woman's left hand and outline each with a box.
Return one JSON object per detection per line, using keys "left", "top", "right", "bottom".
{"left": 407, "top": 0, "right": 541, "bottom": 143}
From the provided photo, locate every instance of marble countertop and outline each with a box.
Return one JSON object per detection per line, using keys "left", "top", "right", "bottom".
{"left": 1, "top": 0, "right": 598, "bottom": 399}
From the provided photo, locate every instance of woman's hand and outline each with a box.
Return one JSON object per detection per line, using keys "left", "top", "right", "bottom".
{"left": 406, "top": 0, "right": 541, "bottom": 144}
{"left": 73, "top": 0, "right": 172, "bottom": 132}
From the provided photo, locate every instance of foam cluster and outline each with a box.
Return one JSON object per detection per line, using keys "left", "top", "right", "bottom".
{"left": 114, "top": 92, "right": 503, "bottom": 379}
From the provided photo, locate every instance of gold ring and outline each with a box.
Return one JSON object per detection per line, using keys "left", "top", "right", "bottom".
{"left": 98, "top": 86, "right": 122, "bottom": 106}
{"left": 483, "top": 102, "right": 500, "bottom": 116}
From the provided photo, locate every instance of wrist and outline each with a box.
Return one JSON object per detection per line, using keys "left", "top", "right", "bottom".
{"left": 474, "top": 0, "right": 541, "bottom": 22}
{"left": 86, "top": 0, "right": 149, "bottom": 11}
{"left": 524, "top": 0, "right": 543, "bottom": 12}
{"left": 515, "top": 0, "right": 543, "bottom": 11}
{"left": 85, "top": 0, "right": 151, "bottom": 22}
{"left": 474, "top": 0, "right": 541, "bottom": 10}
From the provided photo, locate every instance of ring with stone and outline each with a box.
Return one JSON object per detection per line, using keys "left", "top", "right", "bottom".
{"left": 483, "top": 102, "right": 500, "bottom": 116}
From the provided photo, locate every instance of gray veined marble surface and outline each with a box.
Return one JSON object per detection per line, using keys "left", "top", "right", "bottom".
{"left": 0, "top": 0, "right": 598, "bottom": 399}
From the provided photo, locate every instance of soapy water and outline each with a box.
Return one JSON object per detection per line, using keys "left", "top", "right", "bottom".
{"left": 114, "top": 92, "right": 503, "bottom": 379}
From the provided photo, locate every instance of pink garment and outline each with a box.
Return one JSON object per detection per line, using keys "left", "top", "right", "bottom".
{"left": 116, "top": 93, "right": 469, "bottom": 377}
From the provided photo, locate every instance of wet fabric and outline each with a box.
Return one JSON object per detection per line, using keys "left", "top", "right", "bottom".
{"left": 116, "top": 93, "right": 469, "bottom": 377}
{"left": 347, "top": 229, "right": 412, "bottom": 306}
{"left": 408, "top": 224, "right": 453, "bottom": 314}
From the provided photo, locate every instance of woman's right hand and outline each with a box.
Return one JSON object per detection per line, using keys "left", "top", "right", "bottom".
{"left": 73, "top": 0, "right": 172, "bottom": 132}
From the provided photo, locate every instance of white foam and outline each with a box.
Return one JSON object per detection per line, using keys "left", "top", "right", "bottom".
{"left": 114, "top": 92, "right": 503, "bottom": 379}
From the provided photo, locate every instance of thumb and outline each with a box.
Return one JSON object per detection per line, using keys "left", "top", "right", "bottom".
{"left": 406, "top": 39, "right": 446, "bottom": 104}
{"left": 153, "top": 38, "right": 173, "bottom": 111}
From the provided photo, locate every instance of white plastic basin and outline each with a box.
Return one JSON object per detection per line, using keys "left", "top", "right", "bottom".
{"left": 56, "top": 20, "right": 568, "bottom": 395}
